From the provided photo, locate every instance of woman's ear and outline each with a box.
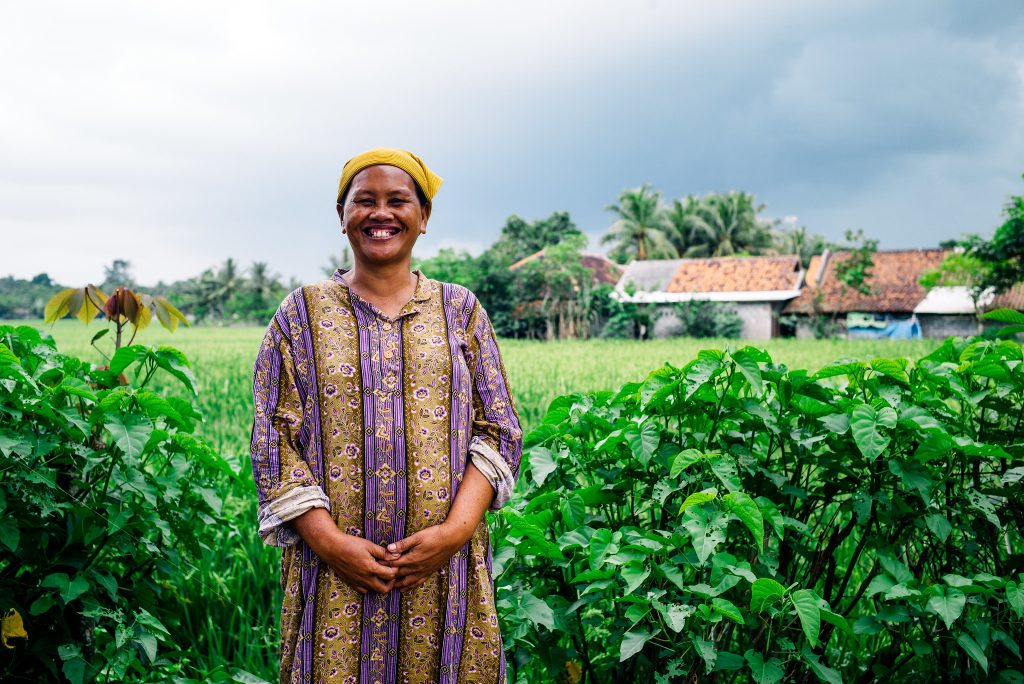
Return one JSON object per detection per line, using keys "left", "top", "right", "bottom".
{"left": 337, "top": 203, "right": 346, "bottom": 234}
{"left": 419, "top": 202, "right": 431, "bottom": 233}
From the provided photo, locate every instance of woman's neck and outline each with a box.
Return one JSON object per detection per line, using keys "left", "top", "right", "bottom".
{"left": 344, "top": 262, "right": 416, "bottom": 300}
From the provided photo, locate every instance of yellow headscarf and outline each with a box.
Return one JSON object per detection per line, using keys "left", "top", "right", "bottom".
{"left": 336, "top": 147, "right": 443, "bottom": 204}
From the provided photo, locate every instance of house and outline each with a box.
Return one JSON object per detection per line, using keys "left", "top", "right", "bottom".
{"left": 614, "top": 255, "right": 804, "bottom": 339}
{"left": 783, "top": 249, "right": 949, "bottom": 338}
{"left": 914, "top": 284, "right": 1024, "bottom": 337}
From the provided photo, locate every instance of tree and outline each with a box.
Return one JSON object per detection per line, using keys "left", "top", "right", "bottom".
{"left": 602, "top": 185, "right": 677, "bottom": 263}
{"left": 413, "top": 248, "right": 477, "bottom": 285}
{"left": 919, "top": 251, "right": 993, "bottom": 317}
{"left": 101, "top": 259, "right": 136, "bottom": 291}
{"left": 775, "top": 225, "right": 828, "bottom": 269}
{"left": 964, "top": 177, "right": 1024, "bottom": 295}
{"left": 833, "top": 229, "right": 878, "bottom": 297}
{"left": 679, "top": 192, "right": 773, "bottom": 258}
{"left": 321, "top": 247, "right": 354, "bottom": 276}
{"left": 489, "top": 211, "right": 583, "bottom": 266}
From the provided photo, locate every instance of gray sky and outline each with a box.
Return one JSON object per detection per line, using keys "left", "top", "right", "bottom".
{"left": 2, "top": 0, "right": 1023, "bottom": 286}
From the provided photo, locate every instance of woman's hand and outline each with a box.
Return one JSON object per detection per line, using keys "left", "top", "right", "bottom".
{"left": 383, "top": 524, "right": 463, "bottom": 592}
{"left": 384, "top": 463, "right": 497, "bottom": 592}
{"left": 292, "top": 508, "right": 397, "bottom": 594}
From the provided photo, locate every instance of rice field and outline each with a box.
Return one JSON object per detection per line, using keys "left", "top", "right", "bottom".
{"left": 11, "top": 319, "right": 937, "bottom": 679}
{"left": 33, "top": 320, "right": 935, "bottom": 453}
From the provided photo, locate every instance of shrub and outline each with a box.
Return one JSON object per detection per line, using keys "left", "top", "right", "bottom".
{"left": 495, "top": 337, "right": 1024, "bottom": 682}
{"left": 673, "top": 300, "right": 743, "bottom": 339}
{"left": 0, "top": 325, "right": 232, "bottom": 682}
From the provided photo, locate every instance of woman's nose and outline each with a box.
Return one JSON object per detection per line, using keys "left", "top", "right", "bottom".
{"left": 369, "top": 202, "right": 392, "bottom": 218}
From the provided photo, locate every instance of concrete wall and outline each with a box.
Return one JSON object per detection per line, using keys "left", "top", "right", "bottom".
{"left": 651, "top": 302, "right": 775, "bottom": 339}
{"left": 735, "top": 302, "right": 775, "bottom": 340}
{"left": 918, "top": 314, "right": 980, "bottom": 339}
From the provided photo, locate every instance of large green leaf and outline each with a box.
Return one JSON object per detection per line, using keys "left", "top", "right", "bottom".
{"left": 528, "top": 447, "right": 556, "bottom": 485}
{"left": 683, "top": 507, "right": 725, "bottom": 565}
{"left": 1004, "top": 581, "right": 1023, "bottom": 618}
{"left": 658, "top": 603, "right": 695, "bottom": 633}
{"left": 104, "top": 412, "right": 154, "bottom": 460}
{"left": 926, "top": 586, "right": 966, "bottom": 629}
{"left": 791, "top": 589, "right": 821, "bottom": 646}
{"left": 41, "top": 573, "right": 90, "bottom": 604}
{"left": 801, "top": 648, "right": 842, "bottom": 684}
{"left": 731, "top": 349, "right": 764, "bottom": 395}
{"left": 519, "top": 593, "right": 554, "bottom": 630}
{"left": 589, "top": 528, "right": 614, "bottom": 568}
{"left": 711, "top": 597, "right": 744, "bottom": 625}
{"left": 625, "top": 419, "right": 660, "bottom": 465}
{"left": 750, "top": 578, "right": 786, "bottom": 612}
{"left": 850, "top": 403, "right": 890, "bottom": 460}
{"left": 679, "top": 488, "right": 717, "bottom": 514}
{"left": 745, "top": 651, "right": 784, "bottom": 684}
{"left": 154, "top": 347, "right": 197, "bottom": 395}
{"left": 619, "top": 628, "right": 652, "bottom": 661}
{"left": 979, "top": 307, "right": 1024, "bottom": 324}
{"left": 709, "top": 454, "right": 741, "bottom": 492}
{"left": 693, "top": 637, "right": 717, "bottom": 673}
{"left": 722, "top": 491, "right": 764, "bottom": 549}
{"left": 670, "top": 448, "right": 704, "bottom": 477}
{"left": 622, "top": 562, "right": 650, "bottom": 595}
{"left": 956, "top": 633, "right": 988, "bottom": 674}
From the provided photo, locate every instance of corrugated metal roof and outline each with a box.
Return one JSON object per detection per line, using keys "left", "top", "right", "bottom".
{"left": 616, "top": 259, "right": 684, "bottom": 292}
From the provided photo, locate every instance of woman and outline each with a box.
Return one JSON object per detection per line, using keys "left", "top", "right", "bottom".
{"left": 250, "top": 147, "right": 523, "bottom": 684}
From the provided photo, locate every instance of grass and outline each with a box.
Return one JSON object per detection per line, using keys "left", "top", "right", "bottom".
{"left": 8, "top": 319, "right": 937, "bottom": 678}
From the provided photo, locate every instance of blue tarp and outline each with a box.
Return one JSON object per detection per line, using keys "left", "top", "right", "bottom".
{"left": 847, "top": 315, "right": 922, "bottom": 339}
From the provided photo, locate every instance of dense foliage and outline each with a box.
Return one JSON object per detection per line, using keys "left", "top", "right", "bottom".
{"left": 0, "top": 326, "right": 234, "bottom": 682}
{"left": 495, "top": 337, "right": 1024, "bottom": 682}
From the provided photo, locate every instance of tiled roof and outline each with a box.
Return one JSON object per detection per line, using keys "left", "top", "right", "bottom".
{"left": 508, "top": 250, "right": 623, "bottom": 286}
{"left": 665, "top": 255, "right": 802, "bottom": 293}
{"left": 991, "top": 284, "right": 1024, "bottom": 310}
{"left": 784, "top": 249, "right": 948, "bottom": 314}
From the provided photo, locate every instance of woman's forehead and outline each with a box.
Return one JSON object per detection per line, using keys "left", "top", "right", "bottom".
{"left": 349, "top": 165, "right": 417, "bottom": 194}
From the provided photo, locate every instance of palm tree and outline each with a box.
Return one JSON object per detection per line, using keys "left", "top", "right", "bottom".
{"left": 602, "top": 185, "right": 677, "bottom": 263}
{"left": 666, "top": 195, "right": 703, "bottom": 256}
{"left": 682, "top": 192, "right": 772, "bottom": 258}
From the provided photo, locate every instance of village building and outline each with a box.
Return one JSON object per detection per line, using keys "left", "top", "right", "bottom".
{"left": 613, "top": 255, "right": 804, "bottom": 339}
{"left": 782, "top": 248, "right": 947, "bottom": 338}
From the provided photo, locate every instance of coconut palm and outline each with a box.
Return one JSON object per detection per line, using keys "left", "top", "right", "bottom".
{"left": 682, "top": 192, "right": 772, "bottom": 258}
{"left": 602, "top": 185, "right": 677, "bottom": 263}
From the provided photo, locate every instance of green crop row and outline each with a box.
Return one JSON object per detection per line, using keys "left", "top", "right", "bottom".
{"left": 496, "top": 338, "right": 1024, "bottom": 682}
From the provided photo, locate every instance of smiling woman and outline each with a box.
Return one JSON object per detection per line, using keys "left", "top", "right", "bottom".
{"left": 250, "top": 148, "right": 523, "bottom": 683}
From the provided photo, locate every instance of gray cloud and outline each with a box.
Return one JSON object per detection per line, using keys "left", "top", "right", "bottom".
{"left": 1, "top": 0, "right": 1022, "bottom": 286}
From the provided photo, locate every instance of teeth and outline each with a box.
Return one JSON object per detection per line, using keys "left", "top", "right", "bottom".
{"left": 369, "top": 229, "right": 397, "bottom": 238}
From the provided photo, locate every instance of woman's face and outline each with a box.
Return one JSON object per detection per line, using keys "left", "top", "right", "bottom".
{"left": 337, "top": 165, "right": 430, "bottom": 270}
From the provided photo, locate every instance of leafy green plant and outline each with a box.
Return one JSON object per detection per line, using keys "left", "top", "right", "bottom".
{"left": 0, "top": 325, "right": 232, "bottom": 682}
{"left": 495, "top": 338, "right": 1024, "bottom": 682}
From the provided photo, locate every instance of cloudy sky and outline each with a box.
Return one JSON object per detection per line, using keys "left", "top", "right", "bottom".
{"left": 2, "top": 0, "right": 1023, "bottom": 286}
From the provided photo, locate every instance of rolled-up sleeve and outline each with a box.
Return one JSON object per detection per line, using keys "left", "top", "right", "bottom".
{"left": 465, "top": 301, "right": 523, "bottom": 510}
{"left": 250, "top": 314, "right": 329, "bottom": 546}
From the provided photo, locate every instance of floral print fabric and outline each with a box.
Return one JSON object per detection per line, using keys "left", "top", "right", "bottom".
{"left": 251, "top": 271, "right": 522, "bottom": 683}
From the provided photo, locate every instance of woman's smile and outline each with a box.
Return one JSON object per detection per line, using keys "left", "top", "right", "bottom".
{"left": 364, "top": 224, "right": 402, "bottom": 240}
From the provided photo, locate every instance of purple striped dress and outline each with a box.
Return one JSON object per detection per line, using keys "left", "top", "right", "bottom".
{"left": 250, "top": 271, "right": 522, "bottom": 683}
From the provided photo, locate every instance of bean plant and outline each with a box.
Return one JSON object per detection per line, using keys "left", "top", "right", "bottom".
{"left": 495, "top": 335, "right": 1024, "bottom": 682}
{"left": 0, "top": 325, "right": 232, "bottom": 682}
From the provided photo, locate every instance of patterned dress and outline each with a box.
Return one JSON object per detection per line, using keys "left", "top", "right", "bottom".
{"left": 250, "top": 270, "right": 523, "bottom": 684}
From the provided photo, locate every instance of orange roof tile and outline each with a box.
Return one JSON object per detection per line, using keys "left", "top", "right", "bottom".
{"left": 665, "top": 255, "right": 802, "bottom": 293}
{"left": 990, "top": 284, "right": 1024, "bottom": 310}
{"left": 784, "top": 249, "right": 948, "bottom": 314}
